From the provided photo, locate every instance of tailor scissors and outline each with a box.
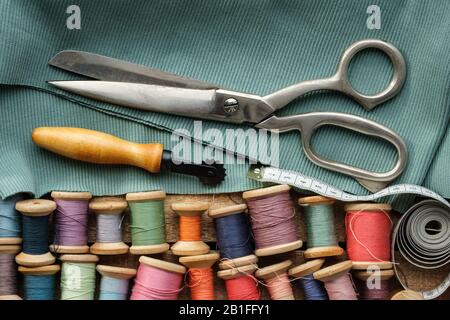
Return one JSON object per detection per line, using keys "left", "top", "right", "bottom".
{"left": 48, "top": 39, "right": 407, "bottom": 192}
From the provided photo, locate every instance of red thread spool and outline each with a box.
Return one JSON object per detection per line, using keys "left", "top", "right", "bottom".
{"left": 345, "top": 203, "right": 392, "bottom": 270}
{"left": 179, "top": 252, "right": 220, "bottom": 300}
{"left": 217, "top": 265, "right": 260, "bottom": 300}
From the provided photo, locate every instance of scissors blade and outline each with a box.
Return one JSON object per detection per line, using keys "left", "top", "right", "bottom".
{"left": 49, "top": 50, "right": 217, "bottom": 90}
{"left": 48, "top": 80, "right": 223, "bottom": 120}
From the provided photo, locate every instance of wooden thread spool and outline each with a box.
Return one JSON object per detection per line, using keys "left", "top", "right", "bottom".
{"left": 171, "top": 202, "right": 210, "bottom": 256}
{"left": 96, "top": 265, "right": 137, "bottom": 300}
{"left": 243, "top": 185, "right": 302, "bottom": 256}
{"left": 0, "top": 245, "right": 21, "bottom": 300}
{"left": 131, "top": 256, "right": 186, "bottom": 300}
{"left": 313, "top": 260, "right": 357, "bottom": 300}
{"left": 353, "top": 269, "right": 394, "bottom": 300}
{"left": 50, "top": 191, "right": 92, "bottom": 254}
{"left": 89, "top": 197, "right": 129, "bottom": 255}
{"left": 298, "top": 196, "right": 344, "bottom": 258}
{"left": 256, "top": 260, "right": 295, "bottom": 300}
{"left": 391, "top": 289, "right": 424, "bottom": 300}
{"left": 179, "top": 252, "right": 220, "bottom": 300}
{"left": 126, "top": 191, "right": 169, "bottom": 255}
{"left": 0, "top": 193, "right": 24, "bottom": 245}
{"left": 345, "top": 203, "right": 393, "bottom": 270}
{"left": 15, "top": 199, "right": 56, "bottom": 267}
{"left": 60, "top": 254, "right": 99, "bottom": 300}
{"left": 288, "top": 259, "right": 328, "bottom": 300}
{"left": 19, "top": 264, "right": 60, "bottom": 300}
{"left": 208, "top": 204, "right": 258, "bottom": 270}
{"left": 217, "top": 264, "right": 260, "bottom": 300}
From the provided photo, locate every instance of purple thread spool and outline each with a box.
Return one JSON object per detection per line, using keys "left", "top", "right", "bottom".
{"left": 50, "top": 191, "right": 92, "bottom": 254}
{"left": 354, "top": 269, "right": 394, "bottom": 300}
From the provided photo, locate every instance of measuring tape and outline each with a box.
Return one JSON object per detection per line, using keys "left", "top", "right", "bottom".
{"left": 247, "top": 165, "right": 450, "bottom": 299}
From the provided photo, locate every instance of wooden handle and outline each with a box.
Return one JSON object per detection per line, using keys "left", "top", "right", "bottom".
{"left": 32, "top": 127, "right": 163, "bottom": 173}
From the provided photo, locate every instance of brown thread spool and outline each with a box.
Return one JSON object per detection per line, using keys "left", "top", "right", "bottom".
{"left": 313, "top": 260, "right": 357, "bottom": 300}
{"left": 256, "top": 260, "right": 295, "bottom": 300}
{"left": 208, "top": 204, "right": 258, "bottom": 270}
{"left": 126, "top": 191, "right": 169, "bottom": 255}
{"left": 353, "top": 269, "right": 394, "bottom": 300}
{"left": 243, "top": 185, "right": 302, "bottom": 256}
{"left": 179, "top": 252, "right": 220, "bottom": 300}
{"left": 15, "top": 199, "right": 56, "bottom": 267}
{"left": 0, "top": 245, "right": 21, "bottom": 300}
{"left": 171, "top": 202, "right": 210, "bottom": 256}
{"left": 345, "top": 203, "right": 393, "bottom": 270}
{"left": 50, "top": 191, "right": 92, "bottom": 254}
{"left": 298, "top": 196, "right": 344, "bottom": 258}
{"left": 89, "top": 197, "right": 129, "bottom": 255}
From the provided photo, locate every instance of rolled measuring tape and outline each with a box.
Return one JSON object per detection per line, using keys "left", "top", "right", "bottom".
{"left": 247, "top": 165, "right": 450, "bottom": 299}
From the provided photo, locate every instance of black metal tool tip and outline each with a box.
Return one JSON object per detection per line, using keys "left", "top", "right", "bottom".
{"left": 161, "top": 151, "right": 226, "bottom": 186}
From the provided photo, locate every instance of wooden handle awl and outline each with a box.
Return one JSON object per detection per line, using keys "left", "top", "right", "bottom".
{"left": 32, "top": 127, "right": 164, "bottom": 173}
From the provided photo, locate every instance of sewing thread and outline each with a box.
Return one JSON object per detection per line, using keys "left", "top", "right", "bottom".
{"left": 23, "top": 274, "right": 56, "bottom": 300}
{"left": 60, "top": 262, "right": 96, "bottom": 300}
{"left": 0, "top": 194, "right": 23, "bottom": 240}
{"left": 245, "top": 191, "right": 298, "bottom": 249}
{"left": 129, "top": 200, "right": 166, "bottom": 246}
{"left": 22, "top": 215, "right": 49, "bottom": 255}
{"left": 99, "top": 276, "right": 130, "bottom": 300}
{"left": 53, "top": 199, "right": 90, "bottom": 247}
{"left": 345, "top": 205, "right": 392, "bottom": 263}
{"left": 303, "top": 203, "right": 338, "bottom": 247}
{"left": 214, "top": 213, "right": 254, "bottom": 259}
{"left": 0, "top": 254, "right": 17, "bottom": 295}
{"left": 131, "top": 263, "right": 183, "bottom": 300}
{"left": 299, "top": 274, "right": 328, "bottom": 300}
{"left": 187, "top": 268, "right": 214, "bottom": 300}
{"left": 225, "top": 275, "right": 260, "bottom": 300}
{"left": 179, "top": 215, "right": 201, "bottom": 241}
{"left": 324, "top": 274, "right": 358, "bottom": 300}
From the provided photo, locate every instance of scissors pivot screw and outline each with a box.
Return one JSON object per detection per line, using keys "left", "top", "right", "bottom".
{"left": 223, "top": 97, "right": 239, "bottom": 114}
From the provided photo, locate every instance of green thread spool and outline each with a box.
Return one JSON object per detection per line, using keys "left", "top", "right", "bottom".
{"left": 60, "top": 254, "right": 98, "bottom": 300}
{"left": 298, "top": 196, "right": 343, "bottom": 259}
{"left": 126, "top": 191, "right": 169, "bottom": 255}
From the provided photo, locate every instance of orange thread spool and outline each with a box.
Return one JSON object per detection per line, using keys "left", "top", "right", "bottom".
{"left": 188, "top": 268, "right": 214, "bottom": 300}
{"left": 179, "top": 216, "right": 201, "bottom": 241}
{"left": 345, "top": 203, "right": 392, "bottom": 270}
{"left": 217, "top": 264, "right": 260, "bottom": 300}
{"left": 179, "top": 252, "right": 219, "bottom": 300}
{"left": 171, "top": 203, "right": 210, "bottom": 256}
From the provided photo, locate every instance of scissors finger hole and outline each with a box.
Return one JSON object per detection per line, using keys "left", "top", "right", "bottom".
{"left": 310, "top": 125, "right": 397, "bottom": 173}
{"left": 347, "top": 48, "right": 393, "bottom": 96}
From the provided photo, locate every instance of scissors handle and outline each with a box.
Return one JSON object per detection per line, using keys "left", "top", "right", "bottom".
{"left": 264, "top": 39, "right": 406, "bottom": 111}
{"left": 256, "top": 112, "right": 407, "bottom": 192}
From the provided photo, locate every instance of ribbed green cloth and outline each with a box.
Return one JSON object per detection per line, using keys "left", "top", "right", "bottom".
{"left": 1, "top": 1, "right": 449, "bottom": 210}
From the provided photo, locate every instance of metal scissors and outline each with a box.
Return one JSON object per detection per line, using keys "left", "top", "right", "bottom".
{"left": 48, "top": 39, "right": 407, "bottom": 192}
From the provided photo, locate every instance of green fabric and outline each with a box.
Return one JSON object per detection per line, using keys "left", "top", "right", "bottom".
{"left": 1, "top": 0, "right": 450, "bottom": 210}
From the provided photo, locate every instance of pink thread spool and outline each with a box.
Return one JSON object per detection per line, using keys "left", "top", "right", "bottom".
{"left": 243, "top": 185, "right": 302, "bottom": 256}
{"left": 50, "top": 191, "right": 92, "bottom": 254}
{"left": 354, "top": 269, "right": 394, "bottom": 300}
{"left": 345, "top": 203, "right": 392, "bottom": 270}
{"left": 313, "top": 260, "right": 358, "bottom": 300}
{"left": 256, "top": 260, "right": 295, "bottom": 300}
{"left": 131, "top": 256, "right": 186, "bottom": 300}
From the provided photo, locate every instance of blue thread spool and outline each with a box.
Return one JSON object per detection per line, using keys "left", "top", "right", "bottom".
{"left": 15, "top": 199, "right": 56, "bottom": 267}
{"left": 19, "top": 264, "right": 60, "bottom": 300}
{"left": 0, "top": 194, "right": 24, "bottom": 245}
{"left": 97, "top": 265, "right": 136, "bottom": 300}
{"left": 208, "top": 204, "right": 258, "bottom": 270}
{"left": 288, "top": 259, "right": 328, "bottom": 300}
{"left": 90, "top": 197, "right": 129, "bottom": 255}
